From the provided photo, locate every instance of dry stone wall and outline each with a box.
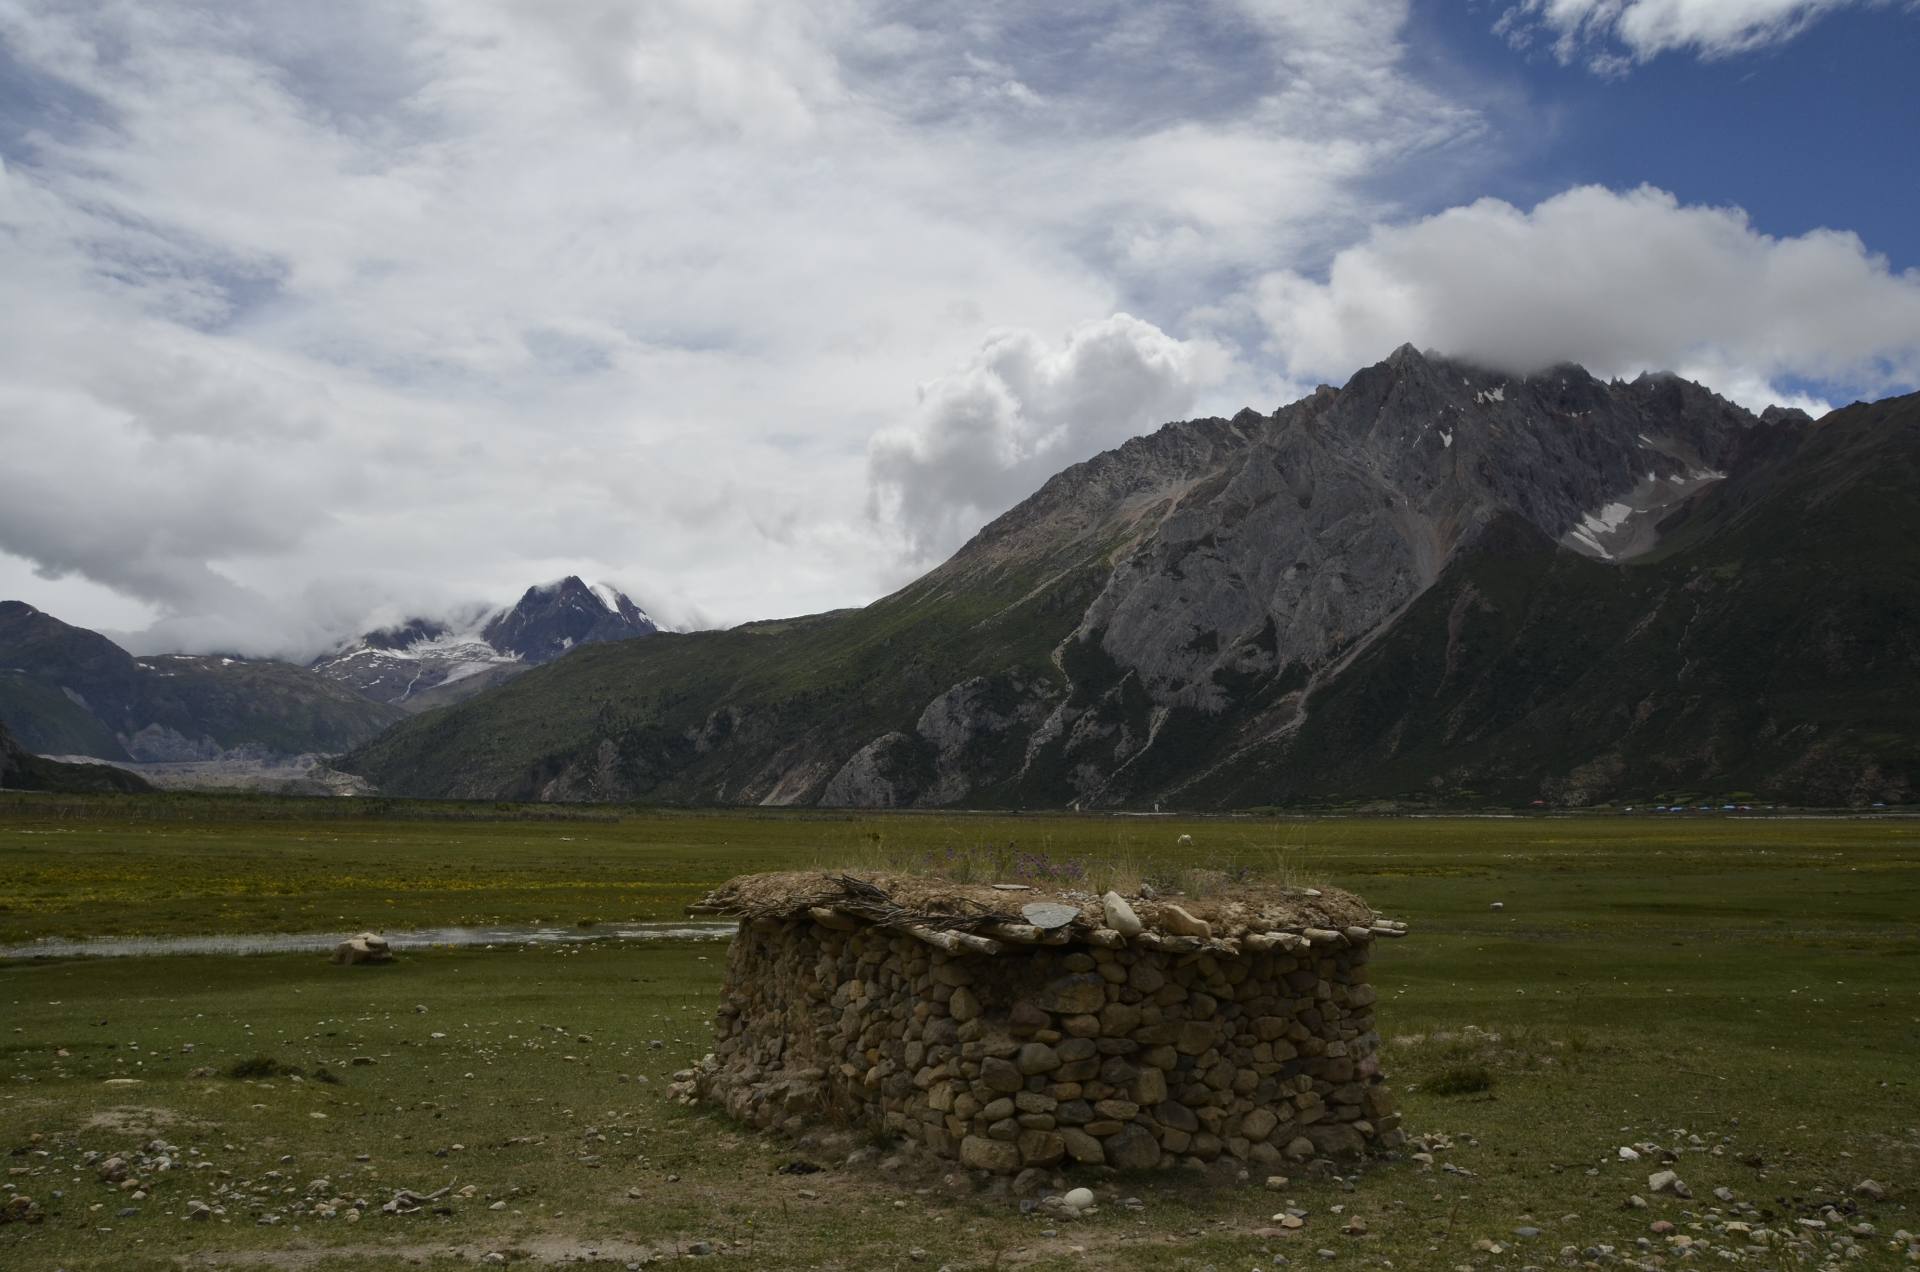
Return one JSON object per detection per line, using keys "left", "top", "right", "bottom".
{"left": 685, "top": 916, "right": 1401, "bottom": 1174}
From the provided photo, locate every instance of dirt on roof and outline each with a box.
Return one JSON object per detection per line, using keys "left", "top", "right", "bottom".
{"left": 687, "top": 870, "right": 1382, "bottom": 948}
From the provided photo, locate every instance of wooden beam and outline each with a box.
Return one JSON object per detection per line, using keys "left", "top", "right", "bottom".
{"left": 906, "top": 925, "right": 1005, "bottom": 956}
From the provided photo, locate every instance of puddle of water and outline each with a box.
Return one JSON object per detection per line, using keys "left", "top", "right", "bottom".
{"left": 0, "top": 921, "right": 737, "bottom": 961}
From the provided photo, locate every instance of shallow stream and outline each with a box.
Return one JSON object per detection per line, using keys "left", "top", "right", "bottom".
{"left": 0, "top": 920, "right": 737, "bottom": 960}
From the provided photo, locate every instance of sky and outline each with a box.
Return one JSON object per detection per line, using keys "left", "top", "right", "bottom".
{"left": 1, "top": 0, "right": 1917, "bottom": 657}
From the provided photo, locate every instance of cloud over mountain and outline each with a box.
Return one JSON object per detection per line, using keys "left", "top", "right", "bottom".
{"left": 868, "top": 316, "right": 1230, "bottom": 562}
{"left": 1257, "top": 184, "right": 1920, "bottom": 408}
{"left": 0, "top": 0, "right": 1914, "bottom": 654}
{"left": 0, "top": 0, "right": 1488, "bottom": 652}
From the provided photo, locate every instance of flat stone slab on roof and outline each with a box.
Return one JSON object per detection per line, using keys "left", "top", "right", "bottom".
{"left": 687, "top": 870, "right": 1408, "bottom": 956}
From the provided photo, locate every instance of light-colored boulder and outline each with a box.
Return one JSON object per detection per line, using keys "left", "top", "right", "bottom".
{"left": 1158, "top": 905, "right": 1211, "bottom": 939}
{"left": 1101, "top": 892, "right": 1143, "bottom": 937}
{"left": 331, "top": 934, "right": 394, "bottom": 966}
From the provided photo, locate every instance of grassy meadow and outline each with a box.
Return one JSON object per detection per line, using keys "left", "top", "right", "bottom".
{"left": 2, "top": 794, "right": 1917, "bottom": 1269}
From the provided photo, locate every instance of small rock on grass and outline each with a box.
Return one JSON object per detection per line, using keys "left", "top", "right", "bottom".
{"left": 1647, "top": 1170, "right": 1691, "bottom": 1198}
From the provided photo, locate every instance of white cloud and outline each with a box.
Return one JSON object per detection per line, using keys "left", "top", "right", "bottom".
{"left": 1256, "top": 185, "right": 1920, "bottom": 410}
{"left": 0, "top": 0, "right": 1490, "bottom": 655}
{"left": 868, "top": 316, "right": 1230, "bottom": 562}
{"left": 1495, "top": 0, "right": 1885, "bottom": 70}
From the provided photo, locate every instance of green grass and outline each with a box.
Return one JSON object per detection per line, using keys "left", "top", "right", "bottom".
{"left": 3, "top": 793, "right": 1916, "bottom": 946}
{"left": 2, "top": 798, "right": 1918, "bottom": 1269}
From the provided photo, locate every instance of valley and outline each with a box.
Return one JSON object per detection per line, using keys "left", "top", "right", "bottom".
{"left": 2, "top": 797, "right": 1915, "bottom": 1270}
{"left": 6, "top": 6, "right": 1917, "bottom": 1270}
{"left": 9, "top": 358, "right": 1912, "bottom": 812}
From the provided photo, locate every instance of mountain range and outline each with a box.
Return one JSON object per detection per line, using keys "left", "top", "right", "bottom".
{"left": 338, "top": 348, "right": 1917, "bottom": 808}
{"left": 0, "top": 600, "right": 408, "bottom": 763}
{"left": 0, "top": 576, "right": 657, "bottom": 764}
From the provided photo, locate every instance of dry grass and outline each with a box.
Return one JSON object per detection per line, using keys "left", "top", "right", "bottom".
{"left": 819, "top": 822, "right": 1324, "bottom": 899}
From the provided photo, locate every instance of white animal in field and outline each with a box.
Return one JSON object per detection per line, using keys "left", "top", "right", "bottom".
{"left": 1177, "top": 833, "right": 1193, "bottom": 846}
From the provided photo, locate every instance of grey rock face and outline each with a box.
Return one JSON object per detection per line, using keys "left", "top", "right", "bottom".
{"left": 1074, "top": 352, "right": 1755, "bottom": 713}
{"left": 122, "top": 722, "right": 226, "bottom": 763}
{"left": 819, "top": 732, "right": 921, "bottom": 807}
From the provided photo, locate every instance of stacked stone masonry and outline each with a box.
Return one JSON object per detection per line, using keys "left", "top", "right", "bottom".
{"left": 691, "top": 916, "right": 1403, "bottom": 1174}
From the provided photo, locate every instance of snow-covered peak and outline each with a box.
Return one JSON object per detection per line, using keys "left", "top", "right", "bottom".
{"left": 312, "top": 575, "right": 658, "bottom": 707}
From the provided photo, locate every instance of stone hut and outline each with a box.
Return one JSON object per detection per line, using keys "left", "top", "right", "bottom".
{"left": 675, "top": 872, "right": 1408, "bottom": 1175}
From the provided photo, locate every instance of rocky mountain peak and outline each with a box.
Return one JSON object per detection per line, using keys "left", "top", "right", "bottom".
{"left": 1032, "top": 347, "right": 1785, "bottom": 728}
{"left": 481, "top": 576, "right": 657, "bottom": 664}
